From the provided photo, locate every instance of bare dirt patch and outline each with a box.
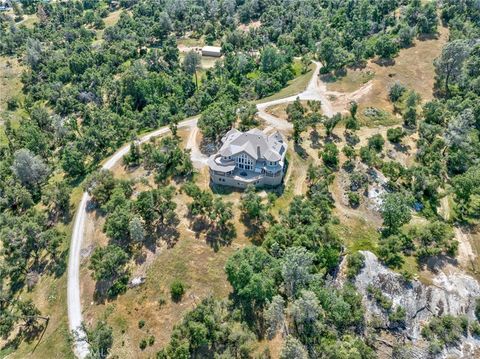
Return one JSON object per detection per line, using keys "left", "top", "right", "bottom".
{"left": 237, "top": 20, "right": 261, "bottom": 32}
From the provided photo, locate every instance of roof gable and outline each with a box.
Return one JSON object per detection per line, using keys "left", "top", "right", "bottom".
{"left": 218, "top": 128, "right": 286, "bottom": 161}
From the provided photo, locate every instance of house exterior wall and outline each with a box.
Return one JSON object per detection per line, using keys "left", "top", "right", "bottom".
{"left": 232, "top": 152, "right": 255, "bottom": 171}
{"left": 201, "top": 49, "right": 222, "bottom": 57}
{"left": 208, "top": 129, "right": 287, "bottom": 189}
{"left": 210, "top": 167, "right": 285, "bottom": 189}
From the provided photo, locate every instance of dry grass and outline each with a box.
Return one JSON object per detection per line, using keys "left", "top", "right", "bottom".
{"left": 104, "top": 9, "right": 123, "bottom": 27}
{"left": 237, "top": 21, "right": 261, "bottom": 32}
{"left": 328, "top": 27, "right": 448, "bottom": 101}
{"left": 0, "top": 56, "right": 23, "bottom": 113}
{"left": 322, "top": 70, "right": 374, "bottom": 93}
{"left": 177, "top": 37, "right": 205, "bottom": 48}
{"left": 327, "top": 26, "right": 449, "bottom": 127}
{"left": 95, "top": 10, "right": 127, "bottom": 41}
{"left": 0, "top": 180, "right": 88, "bottom": 358}
{"left": 80, "top": 132, "right": 254, "bottom": 356}
{"left": 256, "top": 63, "right": 315, "bottom": 104}
{"left": 265, "top": 100, "right": 315, "bottom": 120}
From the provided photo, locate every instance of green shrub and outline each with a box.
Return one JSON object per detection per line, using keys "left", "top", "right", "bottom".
{"left": 389, "top": 82, "right": 406, "bottom": 102}
{"left": 107, "top": 275, "right": 129, "bottom": 299}
{"left": 471, "top": 321, "right": 480, "bottom": 337}
{"left": 346, "top": 252, "right": 365, "bottom": 279}
{"left": 342, "top": 145, "right": 356, "bottom": 159}
{"left": 148, "top": 335, "right": 155, "bottom": 346}
{"left": 139, "top": 338, "right": 148, "bottom": 350}
{"left": 421, "top": 315, "right": 467, "bottom": 348}
{"left": 138, "top": 319, "right": 145, "bottom": 329}
{"left": 475, "top": 298, "right": 480, "bottom": 321}
{"left": 321, "top": 143, "right": 339, "bottom": 169}
{"left": 387, "top": 127, "right": 405, "bottom": 143}
{"left": 348, "top": 192, "right": 361, "bottom": 208}
{"left": 7, "top": 97, "right": 19, "bottom": 111}
{"left": 367, "top": 134, "right": 385, "bottom": 152}
{"left": 388, "top": 306, "right": 406, "bottom": 328}
{"left": 367, "top": 285, "right": 392, "bottom": 311}
{"left": 359, "top": 146, "right": 376, "bottom": 166}
{"left": 170, "top": 280, "right": 185, "bottom": 302}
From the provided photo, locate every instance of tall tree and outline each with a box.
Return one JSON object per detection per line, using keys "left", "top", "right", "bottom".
{"left": 183, "top": 50, "right": 201, "bottom": 88}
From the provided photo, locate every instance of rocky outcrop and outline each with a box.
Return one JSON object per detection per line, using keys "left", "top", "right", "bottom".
{"left": 344, "top": 251, "right": 480, "bottom": 358}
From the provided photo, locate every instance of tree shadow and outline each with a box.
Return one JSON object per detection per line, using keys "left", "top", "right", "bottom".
{"left": 333, "top": 67, "right": 348, "bottom": 78}
{"left": 1, "top": 336, "right": 21, "bottom": 354}
{"left": 210, "top": 183, "right": 244, "bottom": 196}
{"left": 156, "top": 224, "right": 180, "bottom": 248}
{"left": 418, "top": 254, "right": 458, "bottom": 274}
{"left": 199, "top": 138, "right": 218, "bottom": 156}
{"left": 393, "top": 142, "right": 411, "bottom": 154}
{"left": 241, "top": 216, "right": 267, "bottom": 244}
{"left": 189, "top": 217, "right": 210, "bottom": 238}
{"left": 21, "top": 321, "right": 48, "bottom": 344}
{"left": 0, "top": 322, "right": 46, "bottom": 354}
{"left": 350, "top": 61, "right": 367, "bottom": 70}
{"left": 49, "top": 250, "right": 68, "bottom": 278}
{"left": 373, "top": 58, "right": 396, "bottom": 67}
{"left": 93, "top": 280, "right": 111, "bottom": 304}
{"left": 344, "top": 131, "right": 360, "bottom": 146}
{"left": 417, "top": 33, "right": 439, "bottom": 42}
{"left": 85, "top": 198, "right": 106, "bottom": 217}
{"left": 309, "top": 129, "right": 321, "bottom": 149}
{"left": 205, "top": 224, "right": 236, "bottom": 252}
{"left": 293, "top": 142, "right": 309, "bottom": 159}
{"left": 319, "top": 73, "right": 336, "bottom": 83}
{"left": 324, "top": 133, "right": 342, "bottom": 143}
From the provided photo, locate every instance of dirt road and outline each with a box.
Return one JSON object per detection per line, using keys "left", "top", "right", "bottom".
{"left": 67, "top": 61, "right": 355, "bottom": 358}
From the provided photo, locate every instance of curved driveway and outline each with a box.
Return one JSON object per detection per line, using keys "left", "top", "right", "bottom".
{"left": 68, "top": 61, "right": 336, "bottom": 358}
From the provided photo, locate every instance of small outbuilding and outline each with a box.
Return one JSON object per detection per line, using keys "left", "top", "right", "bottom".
{"left": 201, "top": 45, "right": 222, "bottom": 57}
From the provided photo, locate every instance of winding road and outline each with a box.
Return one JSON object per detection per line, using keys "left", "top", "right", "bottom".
{"left": 67, "top": 61, "right": 363, "bottom": 358}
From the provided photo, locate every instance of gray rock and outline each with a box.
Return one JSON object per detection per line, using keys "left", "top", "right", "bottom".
{"left": 343, "top": 251, "right": 480, "bottom": 358}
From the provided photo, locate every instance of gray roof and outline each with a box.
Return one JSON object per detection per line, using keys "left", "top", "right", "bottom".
{"left": 207, "top": 155, "right": 236, "bottom": 172}
{"left": 218, "top": 128, "right": 286, "bottom": 162}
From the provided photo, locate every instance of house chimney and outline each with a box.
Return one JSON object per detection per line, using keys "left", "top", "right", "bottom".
{"left": 257, "top": 146, "right": 261, "bottom": 159}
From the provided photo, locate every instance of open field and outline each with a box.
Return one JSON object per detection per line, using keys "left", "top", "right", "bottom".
{"left": 0, "top": 56, "right": 23, "bottom": 113}
{"left": 325, "top": 26, "right": 449, "bottom": 127}
{"left": 327, "top": 26, "right": 448, "bottom": 101}
{"left": 19, "top": 13, "right": 38, "bottom": 28}
{"left": 177, "top": 37, "right": 205, "bottom": 48}
{"left": 95, "top": 9, "right": 124, "bottom": 41}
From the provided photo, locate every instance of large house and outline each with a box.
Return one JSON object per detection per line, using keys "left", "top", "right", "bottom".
{"left": 207, "top": 128, "right": 287, "bottom": 188}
